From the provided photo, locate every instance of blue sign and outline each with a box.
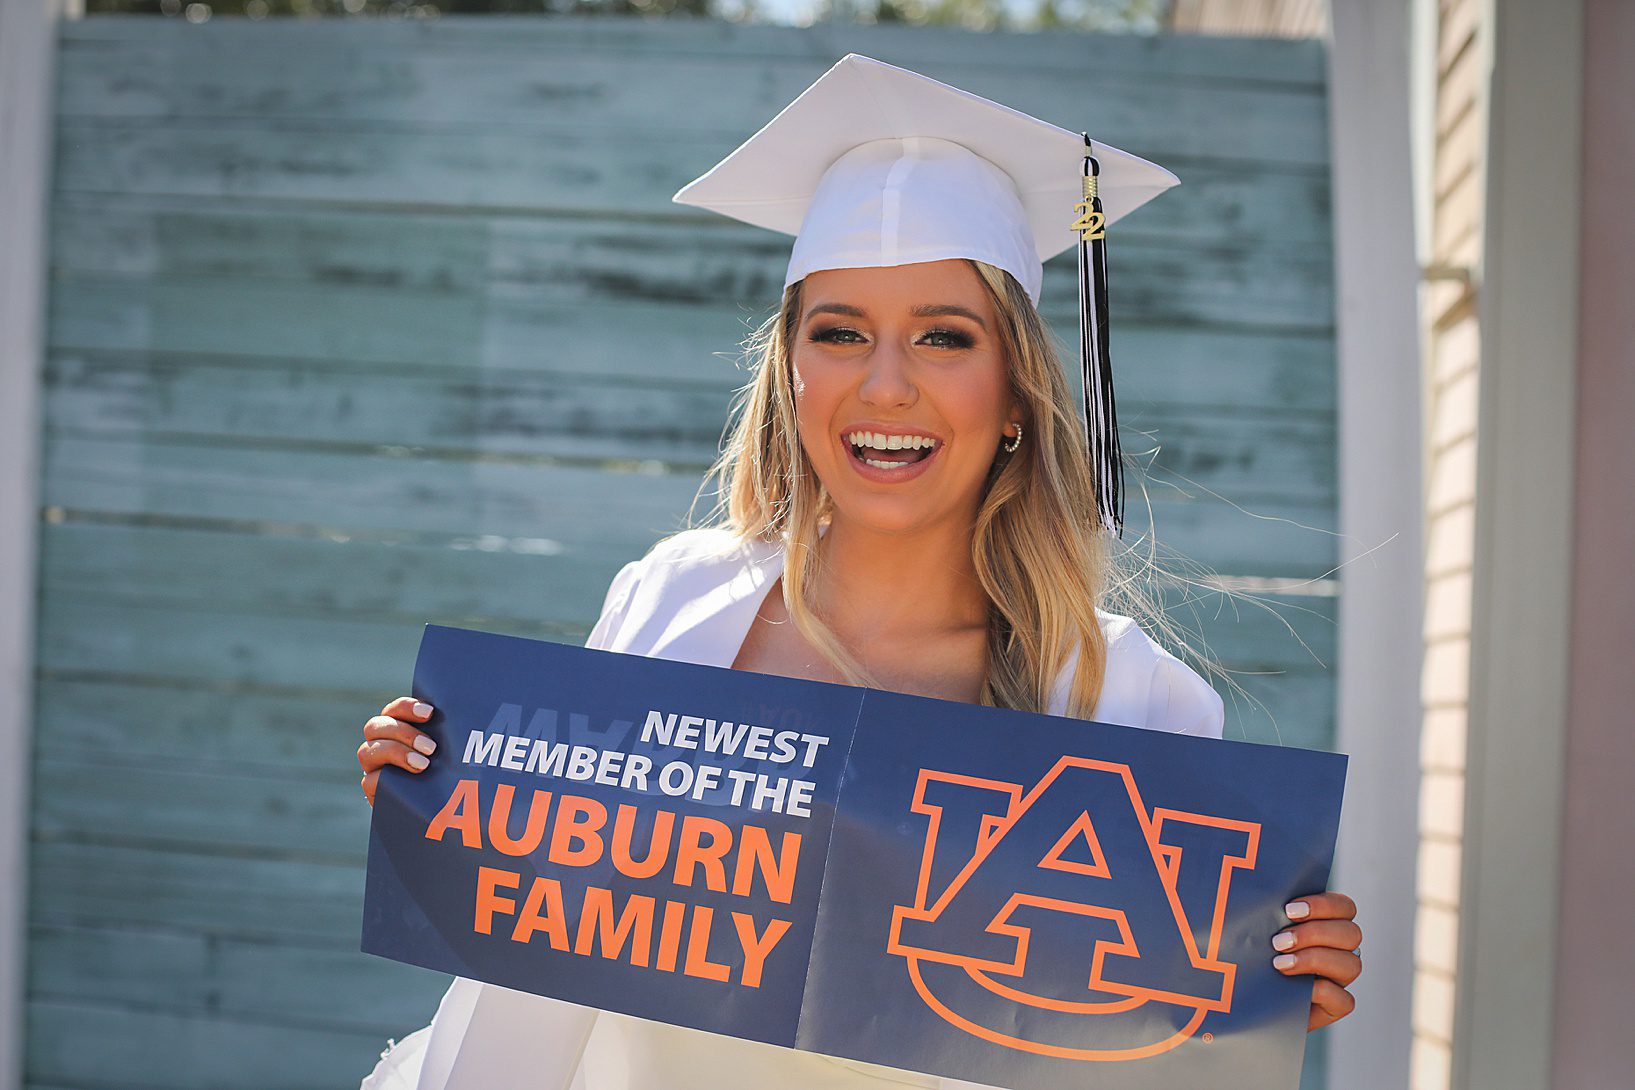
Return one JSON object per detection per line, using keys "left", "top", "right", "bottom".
{"left": 363, "top": 624, "right": 1346, "bottom": 1089}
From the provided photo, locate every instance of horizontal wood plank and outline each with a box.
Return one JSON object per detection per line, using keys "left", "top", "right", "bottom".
{"left": 45, "top": 310, "right": 1337, "bottom": 410}
{"left": 27, "top": 922, "right": 445, "bottom": 1037}
{"left": 30, "top": 841, "right": 363, "bottom": 945}
{"left": 40, "top": 371, "right": 1335, "bottom": 505}
{"left": 37, "top": 433, "right": 1339, "bottom": 575}
{"left": 25, "top": 996, "right": 395, "bottom": 1090}
{"left": 33, "top": 591, "right": 1331, "bottom": 699}
{"left": 43, "top": 353, "right": 741, "bottom": 480}
{"left": 54, "top": 27, "right": 1326, "bottom": 170}
{"left": 39, "top": 433, "right": 704, "bottom": 554}
{"left": 54, "top": 122, "right": 1327, "bottom": 223}
{"left": 35, "top": 598, "right": 488, "bottom": 697}
{"left": 35, "top": 519, "right": 1339, "bottom": 645}
{"left": 31, "top": 676, "right": 407, "bottom": 775}
{"left": 47, "top": 237, "right": 1333, "bottom": 341}
{"left": 48, "top": 162, "right": 1332, "bottom": 272}
{"left": 37, "top": 521, "right": 629, "bottom": 635}
{"left": 59, "top": 17, "right": 1326, "bottom": 88}
{"left": 31, "top": 757, "right": 370, "bottom": 864}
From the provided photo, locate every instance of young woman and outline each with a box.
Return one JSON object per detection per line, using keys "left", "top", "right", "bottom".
{"left": 356, "top": 55, "right": 1362, "bottom": 1090}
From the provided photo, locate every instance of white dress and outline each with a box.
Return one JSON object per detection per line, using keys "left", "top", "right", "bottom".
{"left": 360, "top": 526, "right": 1225, "bottom": 1090}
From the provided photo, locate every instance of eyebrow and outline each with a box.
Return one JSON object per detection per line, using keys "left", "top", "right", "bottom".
{"left": 912, "top": 303, "right": 988, "bottom": 330}
{"left": 802, "top": 301, "right": 988, "bottom": 331}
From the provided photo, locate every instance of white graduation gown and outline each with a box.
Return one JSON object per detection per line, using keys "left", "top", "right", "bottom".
{"left": 359, "top": 527, "right": 1225, "bottom": 1090}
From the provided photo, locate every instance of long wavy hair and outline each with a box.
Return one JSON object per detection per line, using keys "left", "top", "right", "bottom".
{"left": 681, "top": 258, "right": 1117, "bottom": 719}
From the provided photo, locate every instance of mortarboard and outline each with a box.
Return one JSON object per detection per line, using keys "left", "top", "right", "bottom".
{"left": 673, "top": 53, "right": 1179, "bottom": 539}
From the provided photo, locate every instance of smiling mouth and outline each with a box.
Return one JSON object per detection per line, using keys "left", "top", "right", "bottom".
{"left": 845, "top": 437, "right": 936, "bottom": 471}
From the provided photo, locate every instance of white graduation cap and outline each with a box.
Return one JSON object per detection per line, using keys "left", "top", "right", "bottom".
{"left": 673, "top": 53, "right": 1181, "bottom": 538}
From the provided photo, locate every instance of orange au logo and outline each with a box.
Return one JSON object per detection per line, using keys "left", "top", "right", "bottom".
{"left": 886, "top": 756, "right": 1260, "bottom": 1061}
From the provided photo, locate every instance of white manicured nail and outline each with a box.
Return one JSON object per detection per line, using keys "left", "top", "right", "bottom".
{"left": 413, "top": 735, "right": 437, "bottom": 756}
{"left": 413, "top": 702, "right": 434, "bottom": 718}
{"left": 1273, "top": 953, "right": 1297, "bottom": 970}
{"left": 406, "top": 751, "right": 429, "bottom": 770}
{"left": 1285, "top": 901, "right": 1310, "bottom": 919}
{"left": 1272, "top": 931, "right": 1296, "bottom": 951}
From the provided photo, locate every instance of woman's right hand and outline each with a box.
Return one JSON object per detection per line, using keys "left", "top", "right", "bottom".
{"left": 358, "top": 697, "right": 437, "bottom": 807}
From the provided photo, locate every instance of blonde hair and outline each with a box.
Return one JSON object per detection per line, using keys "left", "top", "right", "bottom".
{"left": 680, "top": 259, "right": 1139, "bottom": 718}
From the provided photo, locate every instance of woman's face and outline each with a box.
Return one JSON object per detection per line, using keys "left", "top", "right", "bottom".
{"left": 791, "top": 259, "right": 1019, "bottom": 537}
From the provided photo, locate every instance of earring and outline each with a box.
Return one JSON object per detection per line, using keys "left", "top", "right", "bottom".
{"left": 1002, "top": 424, "right": 1023, "bottom": 453}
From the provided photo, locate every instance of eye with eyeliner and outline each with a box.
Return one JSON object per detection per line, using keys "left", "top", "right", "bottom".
{"left": 807, "top": 325, "right": 975, "bottom": 349}
{"left": 809, "top": 325, "right": 866, "bottom": 345}
{"left": 920, "top": 327, "right": 974, "bottom": 349}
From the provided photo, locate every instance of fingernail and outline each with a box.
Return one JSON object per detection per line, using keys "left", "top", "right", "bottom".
{"left": 1273, "top": 953, "right": 1297, "bottom": 970}
{"left": 1272, "top": 931, "right": 1296, "bottom": 951}
{"left": 413, "top": 702, "right": 434, "bottom": 719}
{"left": 407, "top": 751, "right": 429, "bottom": 770}
{"left": 413, "top": 735, "right": 437, "bottom": 756}
{"left": 1285, "top": 901, "right": 1310, "bottom": 919}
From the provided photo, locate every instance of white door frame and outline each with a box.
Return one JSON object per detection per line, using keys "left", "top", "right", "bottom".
{"left": 1324, "top": 3, "right": 1426, "bottom": 1088}
{"left": 0, "top": 1, "right": 68, "bottom": 1086}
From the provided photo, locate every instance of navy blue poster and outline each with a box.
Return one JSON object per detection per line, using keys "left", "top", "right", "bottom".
{"left": 362, "top": 624, "right": 1347, "bottom": 1089}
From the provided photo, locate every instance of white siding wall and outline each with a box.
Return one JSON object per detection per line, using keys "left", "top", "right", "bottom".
{"left": 1409, "top": 1, "right": 1487, "bottom": 1086}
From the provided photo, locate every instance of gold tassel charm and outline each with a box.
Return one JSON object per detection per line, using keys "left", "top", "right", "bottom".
{"left": 1072, "top": 174, "right": 1106, "bottom": 242}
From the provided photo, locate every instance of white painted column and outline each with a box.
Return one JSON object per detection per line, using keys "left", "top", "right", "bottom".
{"left": 1323, "top": 3, "right": 1425, "bottom": 1089}
{"left": 0, "top": 1, "right": 65, "bottom": 1086}
{"left": 1453, "top": 0, "right": 1582, "bottom": 1085}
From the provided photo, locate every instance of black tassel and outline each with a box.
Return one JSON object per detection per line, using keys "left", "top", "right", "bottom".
{"left": 1075, "top": 134, "right": 1124, "bottom": 538}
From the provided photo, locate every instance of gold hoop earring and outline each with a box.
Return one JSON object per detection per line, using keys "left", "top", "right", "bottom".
{"left": 1002, "top": 424, "right": 1023, "bottom": 454}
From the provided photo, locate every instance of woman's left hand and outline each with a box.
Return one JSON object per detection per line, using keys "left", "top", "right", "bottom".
{"left": 1271, "top": 890, "right": 1362, "bottom": 1031}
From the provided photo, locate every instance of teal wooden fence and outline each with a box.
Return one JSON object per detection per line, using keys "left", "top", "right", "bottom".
{"left": 28, "top": 16, "right": 1334, "bottom": 1088}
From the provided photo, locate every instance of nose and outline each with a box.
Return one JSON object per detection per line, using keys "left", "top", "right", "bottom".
{"left": 856, "top": 337, "right": 917, "bottom": 410}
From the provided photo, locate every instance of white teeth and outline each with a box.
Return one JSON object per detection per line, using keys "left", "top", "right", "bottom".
{"left": 844, "top": 430, "right": 937, "bottom": 451}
